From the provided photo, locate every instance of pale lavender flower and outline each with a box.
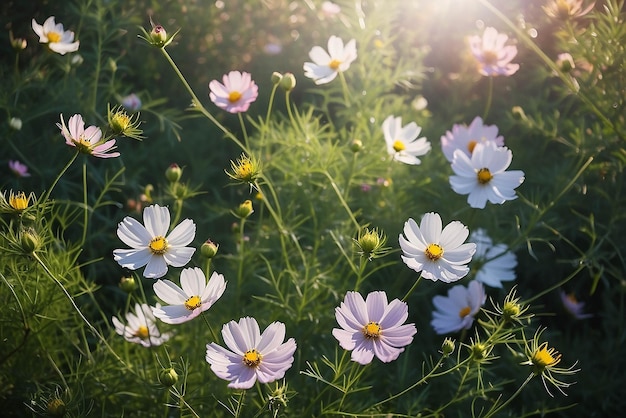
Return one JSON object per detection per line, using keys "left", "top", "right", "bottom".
{"left": 303, "top": 35, "right": 357, "bottom": 85}
{"left": 113, "top": 204, "right": 196, "bottom": 279}
{"left": 321, "top": 1, "right": 341, "bottom": 18}
{"left": 431, "top": 280, "right": 486, "bottom": 335}
{"left": 560, "top": 291, "right": 593, "bottom": 319}
{"left": 470, "top": 228, "right": 517, "bottom": 288}
{"left": 449, "top": 141, "right": 525, "bottom": 209}
{"left": 152, "top": 268, "right": 226, "bottom": 324}
{"left": 441, "top": 116, "right": 504, "bottom": 162}
{"left": 209, "top": 71, "right": 259, "bottom": 113}
{"left": 206, "top": 317, "right": 296, "bottom": 389}
{"left": 8, "top": 160, "right": 31, "bottom": 178}
{"left": 332, "top": 291, "right": 417, "bottom": 365}
{"left": 57, "top": 114, "right": 119, "bottom": 158}
{"left": 121, "top": 93, "right": 142, "bottom": 111}
{"left": 31, "top": 16, "right": 79, "bottom": 55}
{"left": 112, "top": 303, "right": 172, "bottom": 347}
{"left": 468, "top": 27, "right": 519, "bottom": 77}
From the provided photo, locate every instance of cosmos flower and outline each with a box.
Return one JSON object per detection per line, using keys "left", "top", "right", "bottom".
{"left": 57, "top": 114, "right": 119, "bottom": 158}
{"left": 121, "top": 93, "right": 142, "bottom": 111}
{"left": 206, "top": 317, "right": 297, "bottom": 389}
{"left": 113, "top": 204, "right": 196, "bottom": 279}
{"left": 543, "top": 0, "right": 595, "bottom": 19}
{"left": 209, "top": 71, "right": 259, "bottom": 113}
{"left": 382, "top": 115, "right": 431, "bottom": 165}
{"left": 332, "top": 291, "right": 417, "bottom": 365}
{"left": 431, "top": 280, "right": 486, "bottom": 334}
{"left": 152, "top": 268, "right": 226, "bottom": 324}
{"left": 112, "top": 303, "right": 172, "bottom": 347}
{"left": 449, "top": 141, "right": 525, "bottom": 209}
{"left": 31, "top": 16, "right": 79, "bottom": 55}
{"left": 560, "top": 291, "right": 593, "bottom": 319}
{"left": 8, "top": 160, "right": 31, "bottom": 178}
{"left": 303, "top": 35, "right": 357, "bottom": 85}
{"left": 470, "top": 228, "right": 517, "bottom": 288}
{"left": 399, "top": 212, "right": 476, "bottom": 283}
{"left": 468, "top": 27, "right": 519, "bottom": 77}
{"left": 441, "top": 116, "right": 504, "bottom": 162}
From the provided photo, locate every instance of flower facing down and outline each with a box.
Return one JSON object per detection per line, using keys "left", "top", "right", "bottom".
{"left": 209, "top": 71, "right": 259, "bottom": 113}
{"left": 112, "top": 303, "right": 171, "bottom": 347}
{"left": 441, "top": 116, "right": 504, "bottom": 162}
{"left": 152, "top": 268, "right": 226, "bottom": 324}
{"left": 113, "top": 204, "right": 196, "bottom": 279}
{"left": 333, "top": 291, "right": 417, "bottom": 365}
{"left": 382, "top": 115, "right": 431, "bottom": 165}
{"left": 57, "top": 114, "right": 119, "bottom": 158}
{"left": 468, "top": 27, "right": 519, "bottom": 77}
{"left": 9, "top": 160, "right": 31, "bottom": 178}
{"left": 31, "top": 16, "right": 79, "bottom": 55}
{"left": 399, "top": 213, "right": 476, "bottom": 283}
{"left": 206, "top": 317, "right": 297, "bottom": 389}
{"left": 470, "top": 228, "right": 517, "bottom": 288}
{"left": 560, "top": 291, "right": 593, "bottom": 319}
{"left": 431, "top": 281, "right": 486, "bottom": 335}
{"left": 303, "top": 35, "right": 357, "bottom": 85}
{"left": 450, "top": 141, "right": 525, "bottom": 209}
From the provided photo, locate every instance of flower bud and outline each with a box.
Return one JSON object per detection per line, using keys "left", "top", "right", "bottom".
{"left": 47, "top": 398, "right": 67, "bottom": 417}
{"left": 158, "top": 367, "right": 179, "bottom": 387}
{"left": 279, "top": 72, "right": 296, "bottom": 91}
{"left": 119, "top": 276, "right": 137, "bottom": 293}
{"left": 10, "top": 32, "right": 27, "bottom": 51}
{"left": 151, "top": 25, "right": 168, "bottom": 45}
{"left": 165, "top": 163, "right": 183, "bottom": 183}
{"left": 350, "top": 139, "right": 363, "bottom": 153}
{"left": 556, "top": 53, "right": 575, "bottom": 73}
{"left": 511, "top": 106, "right": 527, "bottom": 121}
{"left": 271, "top": 71, "right": 283, "bottom": 85}
{"left": 70, "top": 54, "right": 84, "bottom": 66}
{"left": 9, "top": 117, "right": 22, "bottom": 131}
{"left": 470, "top": 342, "right": 488, "bottom": 361}
{"left": 233, "top": 200, "right": 254, "bottom": 219}
{"left": 20, "top": 227, "right": 41, "bottom": 254}
{"left": 201, "top": 239, "right": 219, "bottom": 258}
{"left": 441, "top": 338, "right": 456, "bottom": 356}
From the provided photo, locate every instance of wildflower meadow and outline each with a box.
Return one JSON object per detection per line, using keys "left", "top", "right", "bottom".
{"left": 2, "top": 0, "right": 626, "bottom": 416}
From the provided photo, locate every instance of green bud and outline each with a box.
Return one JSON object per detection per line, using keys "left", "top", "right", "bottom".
{"left": 20, "top": 227, "right": 41, "bottom": 254}
{"left": 471, "top": 342, "right": 488, "bottom": 361}
{"left": 165, "top": 163, "right": 183, "bottom": 183}
{"left": 511, "top": 106, "right": 527, "bottom": 121}
{"left": 350, "top": 139, "right": 363, "bottom": 153}
{"left": 233, "top": 200, "right": 254, "bottom": 219}
{"left": 151, "top": 25, "right": 168, "bottom": 45}
{"left": 119, "top": 276, "right": 137, "bottom": 293}
{"left": 9, "top": 117, "right": 22, "bottom": 131}
{"left": 201, "top": 239, "right": 219, "bottom": 258}
{"left": 441, "top": 338, "right": 456, "bottom": 356}
{"left": 47, "top": 398, "right": 66, "bottom": 417}
{"left": 279, "top": 72, "right": 296, "bottom": 91}
{"left": 271, "top": 71, "right": 283, "bottom": 85}
{"left": 158, "top": 368, "right": 179, "bottom": 387}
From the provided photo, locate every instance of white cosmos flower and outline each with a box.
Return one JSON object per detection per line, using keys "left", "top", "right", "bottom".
{"left": 152, "top": 268, "right": 226, "bottom": 324}
{"left": 440, "top": 116, "right": 504, "bottom": 162}
{"left": 113, "top": 204, "right": 196, "bottom": 279}
{"left": 431, "top": 280, "right": 486, "bottom": 335}
{"left": 399, "top": 212, "right": 476, "bottom": 283}
{"left": 470, "top": 228, "right": 517, "bottom": 288}
{"left": 382, "top": 115, "right": 431, "bottom": 165}
{"left": 206, "top": 317, "right": 297, "bottom": 389}
{"left": 112, "top": 303, "right": 171, "bottom": 347}
{"left": 450, "top": 141, "right": 525, "bottom": 209}
{"left": 32, "top": 16, "right": 79, "bottom": 55}
{"left": 303, "top": 35, "right": 357, "bottom": 85}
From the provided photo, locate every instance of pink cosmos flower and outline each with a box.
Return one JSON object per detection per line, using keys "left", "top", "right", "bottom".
{"left": 57, "top": 114, "right": 119, "bottom": 158}
{"left": 441, "top": 116, "right": 504, "bottom": 162}
{"left": 209, "top": 71, "right": 259, "bottom": 113}
{"left": 206, "top": 317, "right": 297, "bottom": 389}
{"left": 121, "top": 93, "right": 142, "bottom": 111}
{"left": 560, "top": 291, "right": 593, "bottom": 319}
{"left": 544, "top": 0, "right": 595, "bottom": 19}
{"left": 332, "top": 291, "right": 417, "bottom": 365}
{"left": 468, "top": 27, "right": 519, "bottom": 77}
{"left": 8, "top": 160, "right": 31, "bottom": 178}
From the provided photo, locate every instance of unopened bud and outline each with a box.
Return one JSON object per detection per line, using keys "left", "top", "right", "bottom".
{"left": 9, "top": 117, "right": 22, "bottom": 131}
{"left": 441, "top": 338, "right": 456, "bottom": 356}
{"left": 233, "top": 200, "right": 254, "bottom": 219}
{"left": 279, "top": 72, "right": 296, "bottom": 91}
{"left": 201, "top": 239, "right": 219, "bottom": 258}
{"left": 20, "top": 227, "right": 41, "bottom": 254}
{"left": 151, "top": 25, "right": 168, "bottom": 45}
{"left": 165, "top": 163, "right": 183, "bottom": 182}
{"left": 271, "top": 71, "right": 283, "bottom": 85}
{"left": 350, "top": 139, "right": 363, "bottom": 153}
{"left": 158, "top": 367, "right": 179, "bottom": 387}
{"left": 119, "top": 276, "right": 137, "bottom": 293}
{"left": 47, "top": 398, "right": 66, "bottom": 417}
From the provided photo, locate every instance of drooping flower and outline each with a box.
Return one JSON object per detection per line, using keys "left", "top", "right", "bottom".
{"left": 152, "top": 267, "right": 226, "bottom": 324}
{"left": 209, "top": 71, "right": 259, "bottom": 113}
{"left": 112, "top": 303, "right": 172, "bottom": 347}
{"left": 8, "top": 160, "right": 31, "bottom": 178}
{"left": 440, "top": 116, "right": 504, "bottom": 162}
{"left": 399, "top": 213, "right": 476, "bottom": 283}
{"left": 431, "top": 280, "right": 486, "bottom": 335}
{"left": 382, "top": 115, "right": 431, "bottom": 165}
{"left": 543, "top": 0, "right": 595, "bottom": 19}
{"left": 31, "top": 16, "right": 79, "bottom": 55}
{"left": 303, "top": 35, "right": 357, "bottom": 85}
{"left": 468, "top": 27, "right": 519, "bottom": 77}
{"left": 113, "top": 204, "right": 196, "bottom": 279}
{"left": 469, "top": 228, "right": 517, "bottom": 288}
{"left": 57, "top": 114, "right": 120, "bottom": 158}
{"left": 206, "top": 317, "right": 297, "bottom": 389}
{"left": 559, "top": 291, "right": 593, "bottom": 319}
{"left": 332, "top": 291, "right": 417, "bottom": 365}
{"left": 450, "top": 141, "right": 525, "bottom": 209}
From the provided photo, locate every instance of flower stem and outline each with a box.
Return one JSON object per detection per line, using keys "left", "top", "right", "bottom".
{"left": 238, "top": 112, "right": 250, "bottom": 150}
{"left": 41, "top": 150, "right": 79, "bottom": 203}
{"left": 483, "top": 373, "right": 534, "bottom": 418}
{"left": 482, "top": 76, "right": 493, "bottom": 120}
{"left": 401, "top": 273, "right": 423, "bottom": 302}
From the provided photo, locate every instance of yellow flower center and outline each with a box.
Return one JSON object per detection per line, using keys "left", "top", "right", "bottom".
{"left": 467, "top": 140, "right": 478, "bottom": 153}
{"left": 228, "top": 91, "right": 242, "bottom": 103}
{"left": 111, "top": 112, "right": 131, "bottom": 131}
{"left": 47, "top": 31, "right": 62, "bottom": 43}
{"left": 363, "top": 321, "right": 382, "bottom": 339}
{"left": 236, "top": 161, "right": 253, "bottom": 179}
{"left": 477, "top": 168, "right": 493, "bottom": 184}
{"left": 9, "top": 192, "right": 29, "bottom": 210}
{"left": 184, "top": 295, "right": 202, "bottom": 310}
{"left": 483, "top": 50, "right": 498, "bottom": 66}
{"left": 329, "top": 59, "right": 341, "bottom": 70}
{"left": 393, "top": 140, "right": 405, "bottom": 152}
{"left": 243, "top": 349, "right": 262, "bottom": 367}
{"left": 134, "top": 325, "right": 149, "bottom": 339}
{"left": 532, "top": 342, "right": 562, "bottom": 368}
{"left": 149, "top": 236, "right": 168, "bottom": 254}
{"left": 459, "top": 306, "right": 472, "bottom": 318}
{"left": 425, "top": 243, "right": 444, "bottom": 261}
{"left": 374, "top": 39, "right": 384, "bottom": 49}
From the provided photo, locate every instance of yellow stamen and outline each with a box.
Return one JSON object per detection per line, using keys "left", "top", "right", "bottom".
{"left": 477, "top": 168, "right": 493, "bottom": 184}
{"left": 228, "top": 91, "right": 242, "bottom": 103}
{"left": 329, "top": 59, "right": 341, "bottom": 70}
{"left": 363, "top": 321, "right": 382, "bottom": 339}
{"left": 459, "top": 306, "right": 472, "bottom": 318}
{"left": 47, "top": 32, "right": 62, "bottom": 43}
{"left": 467, "top": 140, "right": 478, "bottom": 153}
{"left": 134, "top": 325, "right": 149, "bottom": 339}
{"left": 393, "top": 140, "right": 405, "bottom": 152}
{"left": 9, "top": 191, "right": 29, "bottom": 211}
{"left": 532, "top": 342, "right": 562, "bottom": 368}
{"left": 425, "top": 243, "right": 444, "bottom": 261}
{"left": 149, "top": 236, "right": 168, "bottom": 254}
{"left": 184, "top": 295, "right": 202, "bottom": 310}
{"left": 243, "top": 349, "right": 262, "bottom": 367}
{"left": 483, "top": 50, "right": 498, "bottom": 65}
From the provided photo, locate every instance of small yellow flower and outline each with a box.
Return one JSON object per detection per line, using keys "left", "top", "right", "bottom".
{"left": 1, "top": 190, "right": 35, "bottom": 214}
{"left": 226, "top": 153, "right": 261, "bottom": 185}
{"left": 107, "top": 104, "right": 144, "bottom": 140}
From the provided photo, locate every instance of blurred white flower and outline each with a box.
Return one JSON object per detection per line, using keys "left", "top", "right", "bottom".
{"left": 470, "top": 228, "right": 517, "bottom": 288}
{"left": 382, "top": 115, "right": 431, "bottom": 165}
{"left": 468, "top": 27, "right": 519, "bottom": 77}
{"left": 431, "top": 280, "right": 486, "bottom": 334}
{"left": 112, "top": 303, "right": 171, "bottom": 347}
{"left": 441, "top": 116, "right": 504, "bottom": 162}
{"left": 303, "top": 35, "right": 357, "bottom": 85}
{"left": 31, "top": 16, "right": 79, "bottom": 55}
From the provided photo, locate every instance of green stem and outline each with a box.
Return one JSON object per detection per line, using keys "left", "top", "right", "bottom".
{"left": 401, "top": 273, "right": 422, "bottom": 302}
{"left": 523, "top": 264, "right": 585, "bottom": 305}
{"left": 41, "top": 151, "right": 79, "bottom": 203}
{"left": 236, "top": 217, "right": 247, "bottom": 303}
{"left": 80, "top": 162, "right": 89, "bottom": 247}
{"left": 338, "top": 71, "right": 351, "bottom": 108}
{"left": 483, "top": 373, "right": 534, "bottom": 418}
{"left": 238, "top": 112, "right": 250, "bottom": 150}
{"left": 482, "top": 76, "right": 493, "bottom": 120}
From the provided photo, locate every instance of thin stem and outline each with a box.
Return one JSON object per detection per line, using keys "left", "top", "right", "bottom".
{"left": 236, "top": 217, "right": 247, "bottom": 303}
{"left": 200, "top": 311, "right": 219, "bottom": 342}
{"left": 338, "top": 71, "right": 352, "bottom": 108}
{"left": 41, "top": 151, "right": 79, "bottom": 203}
{"left": 482, "top": 76, "right": 493, "bottom": 120}
{"left": 483, "top": 373, "right": 534, "bottom": 418}
{"left": 238, "top": 113, "right": 250, "bottom": 150}
{"left": 523, "top": 263, "right": 585, "bottom": 305}
{"left": 80, "top": 162, "right": 89, "bottom": 247}
{"left": 401, "top": 273, "right": 422, "bottom": 302}
{"left": 265, "top": 83, "right": 279, "bottom": 127}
